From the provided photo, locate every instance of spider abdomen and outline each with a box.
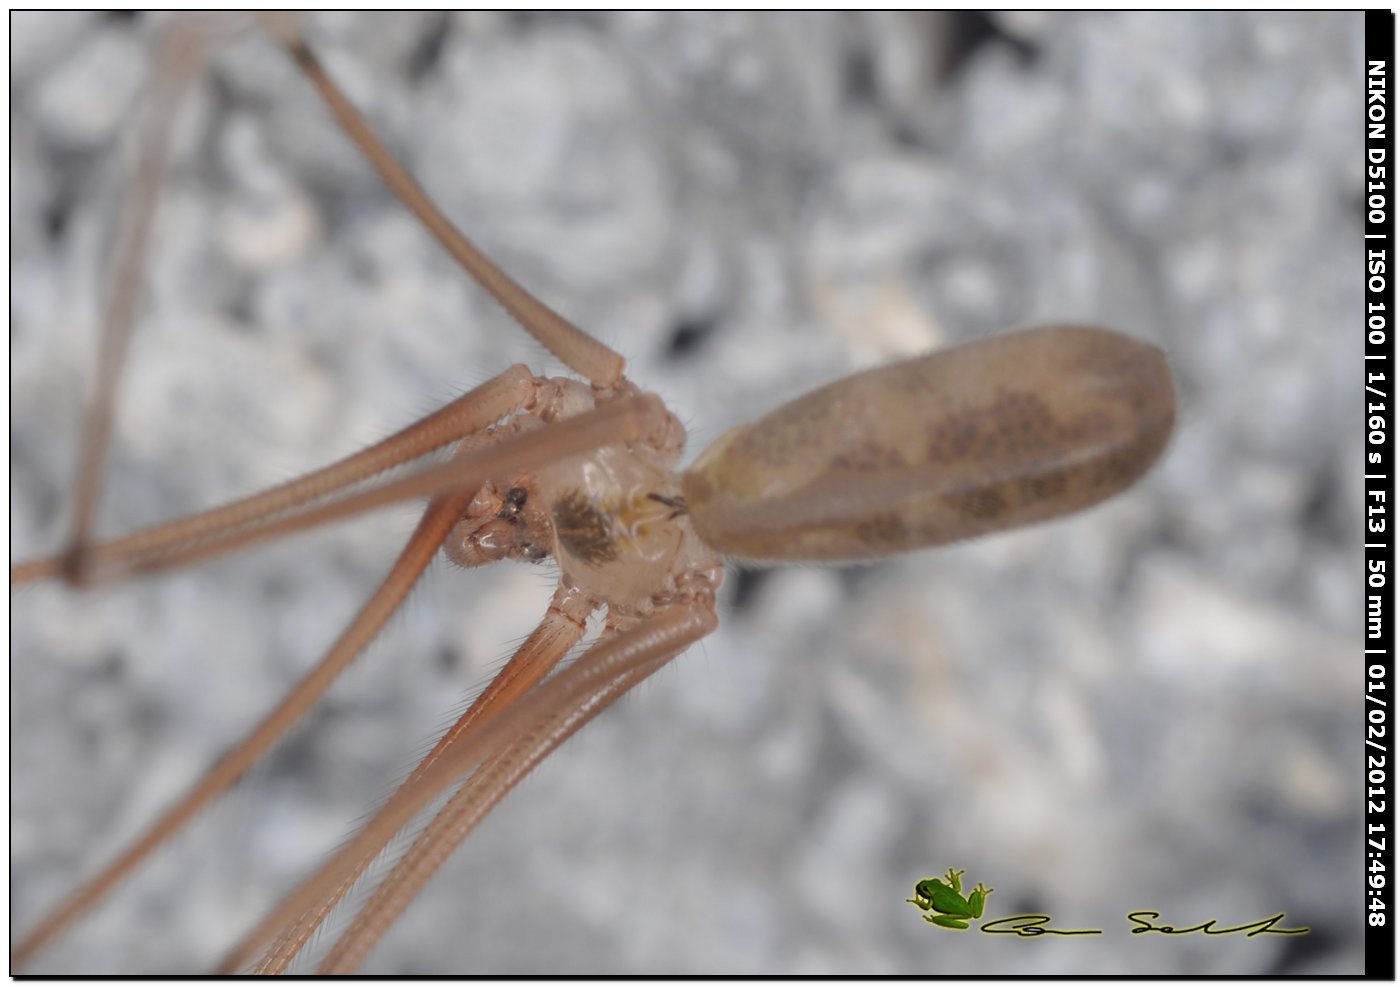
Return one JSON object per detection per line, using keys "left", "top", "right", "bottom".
{"left": 680, "top": 325, "right": 1175, "bottom": 563}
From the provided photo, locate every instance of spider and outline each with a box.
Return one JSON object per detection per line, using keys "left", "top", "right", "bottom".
{"left": 16, "top": 11, "right": 1187, "bottom": 974}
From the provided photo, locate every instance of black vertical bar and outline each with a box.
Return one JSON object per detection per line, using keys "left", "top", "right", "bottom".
{"left": 1364, "top": 9, "right": 1395, "bottom": 981}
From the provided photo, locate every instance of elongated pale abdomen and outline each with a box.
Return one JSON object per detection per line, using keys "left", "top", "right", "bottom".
{"left": 681, "top": 325, "right": 1175, "bottom": 562}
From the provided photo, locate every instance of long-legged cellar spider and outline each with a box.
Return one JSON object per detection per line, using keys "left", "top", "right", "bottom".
{"left": 12, "top": 11, "right": 1364, "bottom": 975}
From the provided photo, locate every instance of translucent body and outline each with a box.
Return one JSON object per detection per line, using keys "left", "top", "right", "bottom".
{"left": 682, "top": 326, "right": 1175, "bottom": 562}
{"left": 529, "top": 380, "right": 720, "bottom": 614}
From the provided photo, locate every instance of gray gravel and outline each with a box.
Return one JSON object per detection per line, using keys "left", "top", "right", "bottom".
{"left": 11, "top": 11, "right": 1363, "bottom": 974}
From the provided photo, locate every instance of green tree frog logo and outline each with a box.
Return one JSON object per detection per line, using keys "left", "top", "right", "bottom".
{"left": 906, "top": 868, "right": 994, "bottom": 929}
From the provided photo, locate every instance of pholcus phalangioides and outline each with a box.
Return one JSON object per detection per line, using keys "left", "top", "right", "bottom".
{"left": 12, "top": 12, "right": 1178, "bottom": 974}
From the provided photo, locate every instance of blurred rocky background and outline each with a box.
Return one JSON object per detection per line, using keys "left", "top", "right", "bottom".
{"left": 11, "top": 11, "right": 1363, "bottom": 974}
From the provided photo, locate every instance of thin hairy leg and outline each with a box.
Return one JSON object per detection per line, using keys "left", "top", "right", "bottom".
{"left": 15, "top": 392, "right": 664, "bottom": 586}
{"left": 261, "top": 13, "right": 625, "bottom": 389}
{"left": 315, "top": 603, "right": 717, "bottom": 974}
{"left": 13, "top": 475, "right": 473, "bottom": 969}
{"left": 228, "top": 602, "right": 716, "bottom": 973}
{"left": 243, "top": 583, "right": 595, "bottom": 974}
{"left": 63, "top": 19, "right": 217, "bottom": 586}
{"left": 14, "top": 366, "right": 537, "bottom": 587}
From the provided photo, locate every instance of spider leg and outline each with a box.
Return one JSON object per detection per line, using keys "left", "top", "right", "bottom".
{"left": 242, "top": 582, "right": 596, "bottom": 974}
{"left": 97, "top": 394, "right": 663, "bottom": 579}
{"left": 15, "top": 367, "right": 538, "bottom": 587}
{"left": 262, "top": 13, "right": 626, "bottom": 391}
{"left": 13, "top": 466, "right": 472, "bottom": 969}
{"left": 12, "top": 388, "right": 664, "bottom": 586}
{"left": 61, "top": 18, "right": 232, "bottom": 589}
{"left": 229, "top": 599, "right": 716, "bottom": 973}
{"left": 315, "top": 601, "right": 717, "bottom": 975}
